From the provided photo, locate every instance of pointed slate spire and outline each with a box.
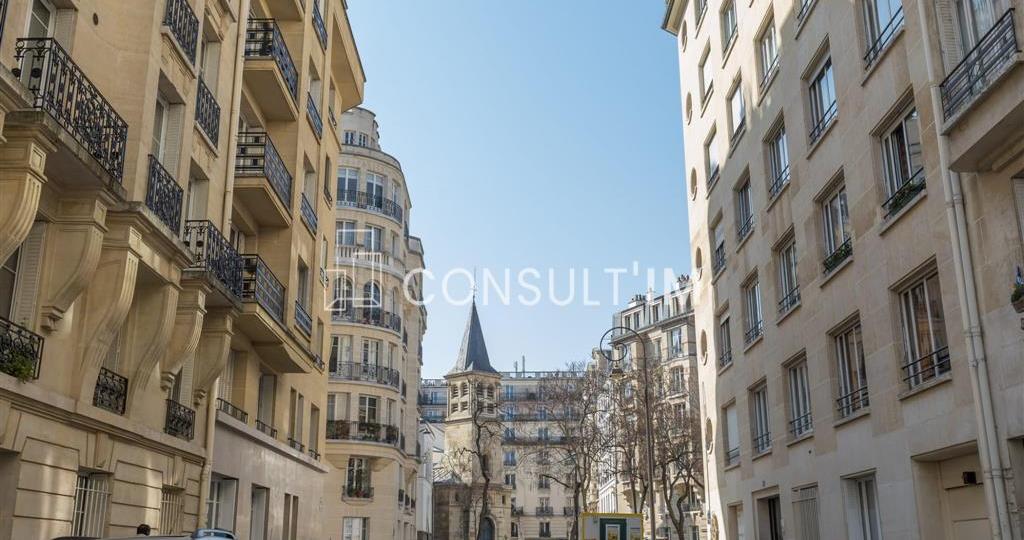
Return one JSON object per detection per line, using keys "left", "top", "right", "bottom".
{"left": 450, "top": 300, "right": 497, "bottom": 374}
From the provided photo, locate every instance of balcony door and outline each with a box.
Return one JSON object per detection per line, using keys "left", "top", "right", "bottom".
{"left": 257, "top": 373, "right": 276, "bottom": 426}
{"left": 26, "top": 0, "right": 55, "bottom": 39}
{"left": 366, "top": 173, "right": 385, "bottom": 208}
{"left": 955, "top": 0, "right": 1008, "bottom": 51}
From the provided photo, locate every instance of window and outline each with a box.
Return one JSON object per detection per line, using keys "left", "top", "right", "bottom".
{"left": 898, "top": 272, "right": 950, "bottom": 388}
{"left": 705, "top": 129, "right": 720, "bottom": 184}
{"left": 717, "top": 315, "right": 733, "bottom": 367}
{"left": 843, "top": 474, "right": 881, "bottom": 540}
{"left": 792, "top": 485, "right": 821, "bottom": 540}
{"left": 721, "top": 0, "right": 738, "bottom": 50}
{"left": 329, "top": 335, "right": 353, "bottom": 373}
{"left": 699, "top": 47, "right": 714, "bottom": 102}
{"left": 347, "top": 457, "right": 371, "bottom": 495}
{"left": 366, "top": 172, "right": 385, "bottom": 207}
{"left": 722, "top": 403, "right": 739, "bottom": 465}
{"left": 343, "top": 517, "right": 369, "bottom": 540}
{"left": 338, "top": 167, "right": 359, "bottom": 203}
{"left": 750, "top": 383, "right": 770, "bottom": 453}
{"left": 282, "top": 493, "right": 298, "bottom": 540}
{"left": 758, "top": 19, "right": 779, "bottom": 88}
{"left": 288, "top": 389, "right": 304, "bottom": 444}
{"left": 880, "top": 107, "right": 924, "bottom": 216}
{"left": 756, "top": 495, "right": 783, "bottom": 540}
{"left": 669, "top": 327, "right": 684, "bottom": 357}
{"left": 821, "top": 184, "right": 852, "bottom": 271}
{"left": 206, "top": 475, "right": 237, "bottom": 531}
{"left": 835, "top": 322, "right": 870, "bottom": 417}
{"left": 257, "top": 373, "right": 275, "bottom": 430}
{"left": 336, "top": 220, "right": 357, "bottom": 249}
{"left": 362, "top": 338, "right": 381, "bottom": 366}
{"left": 787, "top": 359, "right": 812, "bottom": 437}
{"left": 365, "top": 226, "right": 383, "bottom": 252}
{"left": 160, "top": 487, "right": 184, "bottom": 535}
{"left": 504, "top": 450, "right": 516, "bottom": 466}
{"left": 767, "top": 122, "right": 790, "bottom": 197}
{"left": 247, "top": 486, "right": 268, "bottom": 540}
{"left": 297, "top": 261, "right": 310, "bottom": 309}
{"left": 540, "top": 522, "right": 552, "bottom": 537}
{"left": 742, "top": 276, "right": 763, "bottom": 344}
{"left": 712, "top": 221, "right": 726, "bottom": 273}
{"left": 71, "top": 472, "right": 110, "bottom": 537}
{"left": 198, "top": 31, "right": 221, "bottom": 91}
{"left": 1, "top": 247, "right": 21, "bottom": 318}
{"left": 358, "top": 395, "right": 379, "bottom": 423}
{"left": 695, "top": 0, "right": 708, "bottom": 25}
{"left": 777, "top": 236, "right": 800, "bottom": 312}
{"left": 736, "top": 179, "right": 753, "bottom": 240}
{"left": 728, "top": 81, "right": 746, "bottom": 141}
{"left": 309, "top": 405, "right": 320, "bottom": 454}
{"left": 808, "top": 57, "right": 838, "bottom": 141}
{"left": 863, "top": 0, "right": 904, "bottom": 66}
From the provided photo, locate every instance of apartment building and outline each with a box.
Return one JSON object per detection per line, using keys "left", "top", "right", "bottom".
{"left": 0, "top": 0, "right": 365, "bottom": 537}
{"left": 606, "top": 282, "right": 705, "bottom": 540}
{"left": 663, "top": 0, "right": 1024, "bottom": 538}
{"left": 323, "top": 106, "right": 428, "bottom": 540}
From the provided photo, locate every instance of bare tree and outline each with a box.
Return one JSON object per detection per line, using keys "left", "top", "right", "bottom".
{"left": 652, "top": 395, "right": 704, "bottom": 540}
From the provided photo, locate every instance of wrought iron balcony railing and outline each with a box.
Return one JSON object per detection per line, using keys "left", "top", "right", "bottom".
{"left": 736, "top": 215, "right": 754, "bottom": 242}
{"left": 163, "top": 0, "right": 199, "bottom": 63}
{"left": 329, "top": 361, "right": 401, "bottom": 388}
{"left": 325, "top": 420, "right": 400, "bottom": 446}
{"left": 287, "top": 437, "right": 305, "bottom": 452}
{"left": 836, "top": 385, "right": 870, "bottom": 418}
{"left": 345, "top": 485, "right": 374, "bottom": 499}
{"left": 312, "top": 0, "right": 328, "bottom": 50}
{"left": 146, "top": 155, "right": 183, "bottom": 233}
{"left": 236, "top": 131, "right": 293, "bottom": 209}
{"left": 165, "top": 399, "right": 196, "bottom": 440}
{"left": 330, "top": 307, "right": 402, "bottom": 333}
{"left": 255, "top": 419, "right": 278, "bottom": 438}
{"left": 241, "top": 255, "right": 286, "bottom": 323}
{"left": 294, "top": 300, "right": 312, "bottom": 336}
{"left": 822, "top": 238, "right": 853, "bottom": 273}
{"left": 94, "top": 367, "right": 127, "bottom": 415}
{"left": 796, "top": 0, "right": 813, "bottom": 22}
{"left": 712, "top": 244, "right": 726, "bottom": 275}
{"left": 535, "top": 506, "right": 554, "bottom": 516}
{"left": 940, "top": 9, "right": 1019, "bottom": 120}
{"left": 12, "top": 38, "right": 128, "bottom": 182}
{"left": 901, "top": 346, "right": 951, "bottom": 389}
{"left": 1, "top": 316, "right": 43, "bottom": 380}
{"left": 309, "top": 448, "right": 320, "bottom": 460}
{"left": 216, "top": 397, "right": 249, "bottom": 423}
{"left": 183, "top": 220, "right": 243, "bottom": 298}
{"left": 768, "top": 165, "right": 790, "bottom": 199}
{"left": 788, "top": 412, "right": 812, "bottom": 438}
{"left": 195, "top": 77, "right": 220, "bottom": 146}
{"left": 809, "top": 100, "right": 838, "bottom": 144}
{"left": 300, "top": 193, "right": 317, "bottom": 233}
{"left": 744, "top": 320, "right": 764, "bottom": 345}
{"left": 244, "top": 18, "right": 298, "bottom": 99}
{"left": 778, "top": 287, "right": 800, "bottom": 314}
{"left": 760, "top": 55, "right": 779, "bottom": 91}
{"left": 336, "top": 189, "right": 405, "bottom": 223}
{"left": 882, "top": 168, "right": 925, "bottom": 218}
{"left": 718, "top": 349, "right": 732, "bottom": 368}
{"left": 334, "top": 244, "right": 405, "bottom": 273}
{"left": 725, "top": 446, "right": 739, "bottom": 466}
{"left": 864, "top": 6, "right": 904, "bottom": 67}
{"left": 306, "top": 93, "right": 323, "bottom": 139}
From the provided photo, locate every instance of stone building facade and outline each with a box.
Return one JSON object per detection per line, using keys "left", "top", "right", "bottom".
{"left": 663, "top": 0, "right": 1024, "bottom": 537}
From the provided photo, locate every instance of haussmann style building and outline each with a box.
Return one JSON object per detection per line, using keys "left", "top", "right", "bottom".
{"left": 662, "top": 0, "right": 1024, "bottom": 538}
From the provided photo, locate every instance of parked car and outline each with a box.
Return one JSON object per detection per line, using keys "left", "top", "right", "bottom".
{"left": 52, "top": 529, "right": 235, "bottom": 540}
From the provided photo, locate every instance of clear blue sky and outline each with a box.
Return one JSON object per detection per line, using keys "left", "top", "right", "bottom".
{"left": 347, "top": 1, "right": 690, "bottom": 378}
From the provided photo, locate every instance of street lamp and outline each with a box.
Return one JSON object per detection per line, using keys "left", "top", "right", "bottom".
{"left": 600, "top": 326, "right": 658, "bottom": 540}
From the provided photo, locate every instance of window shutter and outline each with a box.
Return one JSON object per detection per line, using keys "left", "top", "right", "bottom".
{"left": 54, "top": 9, "right": 76, "bottom": 49}
{"left": 164, "top": 104, "right": 185, "bottom": 180}
{"left": 12, "top": 222, "right": 45, "bottom": 329}
{"left": 934, "top": 0, "right": 965, "bottom": 73}
{"left": 178, "top": 356, "right": 194, "bottom": 403}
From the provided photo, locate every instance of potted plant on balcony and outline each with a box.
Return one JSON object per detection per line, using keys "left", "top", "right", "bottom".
{"left": 1013, "top": 267, "right": 1024, "bottom": 314}
{"left": 1, "top": 349, "right": 36, "bottom": 382}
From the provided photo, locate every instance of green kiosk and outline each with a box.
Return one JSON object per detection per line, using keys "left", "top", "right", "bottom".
{"left": 579, "top": 513, "right": 643, "bottom": 540}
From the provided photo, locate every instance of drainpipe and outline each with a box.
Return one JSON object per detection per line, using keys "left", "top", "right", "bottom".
{"left": 197, "top": 384, "right": 220, "bottom": 528}
{"left": 220, "top": 0, "right": 252, "bottom": 227}
{"left": 914, "top": 2, "right": 1014, "bottom": 538}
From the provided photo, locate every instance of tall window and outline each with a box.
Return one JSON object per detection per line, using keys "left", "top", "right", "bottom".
{"left": 699, "top": 48, "right": 714, "bottom": 102}
{"left": 343, "top": 517, "right": 369, "bottom": 540}
{"left": 723, "top": 403, "right": 739, "bottom": 465}
{"left": 205, "top": 475, "right": 237, "bottom": 531}
{"left": 27, "top": 0, "right": 54, "bottom": 39}
{"left": 364, "top": 226, "right": 383, "bottom": 252}
{"left": 777, "top": 237, "right": 800, "bottom": 312}
{"left": 1, "top": 247, "right": 21, "bottom": 318}
{"left": 669, "top": 327, "right": 683, "bottom": 357}
{"left": 758, "top": 19, "right": 779, "bottom": 88}
{"left": 881, "top": 107, "right": 923, "bottom": 214}
{"left": 863, "top": 0, "right": 904, "bottom": 64}
{"left": 792, "top": 485, "right": 821, "bottom": 540}
{"left": 362, "top": 338, "right": 381, "bottom": 366}
{"left": 756, "top": 496, "right": 783, "bottom": 540}
{"left": 821, "top": 184, "right": 851, "bottom": 269}
{"left": 750, "top": 383, "right": 771, "bottom": 453}
{"left": 347, "top": 457, "right": 371, "bottom": 493}
{"left": 742, "top": 276, "right": 763, "bottom": 344}
{"left": 728, "top": 81, "right": 746, "bottom": 140}
{"left": 953, "top": 0, "right": 1008, "bottom": 54}
{"left": 257, "top": 373, "right": 275, "bottom": 428}
{"left": 695, "top": 0, "right": 708, "bottom": 24}
{"left": 712, "top": 221, "right": 726, "bottom": 273}
{"left": 160, "top": 487, "right": 184, "bottom": 535}
{"left": 843, "top": 474, "right": 881, "bottom": 540}
{"left": 338, "top": 167, "right": 359, "bottom": 203}
{"left": 898, "top": 272, "right": 949, "bottom": 388}
{"left": 767, "top": 123, "right": 790, "bottom": 197}
{"left": 336, "top": 220, "right": 357, "bottom": 248}
{"left": 721, "top": 0, "right": 738, "bottom": 49}
{"left": 250, "top": 486, "right": 268, "bottom": 540}
{"left": 358, "top": 395, "right": 379, "bottom": 423}
{"left": 787, "top": 360, "right": 812, "bottom": 437}
{"left": 366, "top": 172, "right": 385, "bottom": 207}
{"left": 808, "top": 57, "right": 837, "bottom": 141}
{"left": 705, "top": 129, "right": 720, "bottom": 183}
{"left": 736, "top": 180, "right": 753, "bottom": 240}
{"left": 282, "top": 494, "right": 298, "bottom": 540}
{"left": 835, "top": 323, "right": 869, "bottom": 418}
{"left": 72, "top": 473, "right": 110, "bottom": 537}
{"left": 717, "top": 315, "right": 733, "bottom": 367}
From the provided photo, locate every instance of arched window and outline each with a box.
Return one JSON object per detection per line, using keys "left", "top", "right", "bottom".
{"left": 363, "top": 281, "right": 381, "bottom": 308}
{"left": 332, "top": 277, "right": 353, "bottom": 315}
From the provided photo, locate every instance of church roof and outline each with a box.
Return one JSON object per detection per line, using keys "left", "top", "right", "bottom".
{"left": 449, "top": 300, "right": 497, "bottom": 375}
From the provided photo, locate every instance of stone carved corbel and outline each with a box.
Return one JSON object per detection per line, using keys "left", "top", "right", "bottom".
{"left": 38, "top": 198, "right": 107, "bottom": 332}
{"left": 160, "top": 285, "right": 208, "bottom": 392}
{"left": 191, "top": 307, "right": 235, "bottom": 407}
{"left": 0, "top": 124, "right": 54, "bottom": 263}
{"left": 124, "top": 283, "right": 178, "bottom": 412}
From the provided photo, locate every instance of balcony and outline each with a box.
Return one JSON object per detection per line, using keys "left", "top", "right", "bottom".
{"left": 309, "top": 448, "right": 321, "bottom": 460}
{"left": 882, "top": 168, "right": 925, "bottom": 218}
{"left": 941, "top": 9, "right": 1019, "bottom": 122}
{"left": 331, "top": 307, "right": 402, "bottom": 334}
{"left": 329, "top": 361, "right": 400, "bottom": 389}
{"left": 864, "top": 6, "right": 904, "bottom": 68}
{"left": 345, "top": 484, "right": 374, "bottom": 499}
{"left": 287, "top": 437, "right": 305, "bottom": 452}
{"left": 300, "top": 193, "right": 317, "bottom": 234}
{"left": 145, "top": 155, "right": 184, "bottom": 234}
{"left": 822, "top": 238, "right": 853, "bottom": 274}
{"left": 325, "top": 420, "right": 400, "bottom": 447}
{"left": 712, "top": 244, "right": 726, "bottom": 275}
{"left": 241, "top": 255, "right": 286, "bottom": 323}
{"left": 901, "top": 346, "right": 951, "bottom": 390}
{"left": 0, "top": 316, "right": 43, "bottom": 381}
{"left": 312, "top": 0, "right": 328, "bottom": 50}
{"left": 195, "top": 77, "right": 220, "bottom": 146}
{"left": 183, "top": 220, "right": 243, "bottom": 302}
{"left": 234, "top": 131, "right": 293, "bottom": 226}
{"left": 165, "top": 399, "right": 196, "bottom": 440}
{"left": 294, "top": 300, "right": 312, "bottom": 336}
{"left": 163, "top": 0, "right": 199, "bottom": 64}
{"left": 12, "top": 38, "right": 128, "bottom": 183}
{"left": 216, "top": 397, "right": 249, "bottom": 423}
{"left": 535, "top": 506, "right": 554, "bottom": 516}
{"left": 243, "top": 19, "right": 299, "bottom": 120}
{"left": 306, "top": 94, "right": 323, "bottom": 139}
{"left": 563, "top": 507, "right": 574, "bottom": 516}
{"left": 511, "top": 506, "right": 525, "bottom": 516}
{"left": 334, "top": 244, "right": 405, "bottom": 275}
{"left": 93, "top": 367, "right": 127, "bottom": 415}
{"left": 255, "top": 419, "right": 278, "bottom": 438}
{"left": 336, "top": 190, "right": 404, "bottom": 224}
